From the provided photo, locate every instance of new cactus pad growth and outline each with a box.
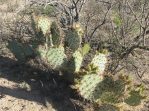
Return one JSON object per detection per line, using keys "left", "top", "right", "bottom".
{"left": 125, "top": 90, "right": 145, "bottom": 106}
{"left": 73, "top": 23, "right": 84, "bottom": 37}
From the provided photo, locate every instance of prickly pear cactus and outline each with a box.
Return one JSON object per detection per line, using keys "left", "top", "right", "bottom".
{"left": 71, "top": 44, "right": 91, "bottom": 72}
{"left": 73, "top": 50, "right": 83, "bottom": 72}
{"left": 46, "top": 46, "right": 67, "bottom": 69}
{"left": 75, "top": 74, "right": 132, "bottom": 104}
{"left": 118, "top": 85, "right": 146, "bottom": 111}
{"left": 82, "top": 43, "right": 91, "bottom": 56}
{"left": 65, "top": 29, "right": 82, "bottom": 52}
{"left": 37, "top": 45, "right": 47, "bottom": 58}
{"left": 91, "top": 52, "right": 107, "bottom": 74}
{"left": 74, "top": 72, "right": 147, "bottom": 110}
{"left": 65, "top": 23, "right": 83, "bottom": 52}
{"left": 98, "top": 75, "right": 129, "bottom": 104}
{"left": 76, "top": 74, "right": 103, "bottom": 101}
{"left": 38, "top": 45, "right": 67, "bottom": 70}
{"left": 125, "top": 90, "right": 145, "bottom": 106}
{"left": 37, "top": 16, "right": 52, "bottom": 35}
{"left": 51, "top": 21, "right": 61, "bottom": 46}
{"left": 8, "top": 40, "right": 34, "bottom": 62}
{"left": 67, "top": 50, "right": 83, "bottom": 73}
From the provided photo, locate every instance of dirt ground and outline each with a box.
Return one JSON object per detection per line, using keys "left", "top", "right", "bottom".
{"left": 0, "top": 56, "right": 85, "bottom": 111}
{"left": 0, "top": 0, "right": 149, "bottom": 111}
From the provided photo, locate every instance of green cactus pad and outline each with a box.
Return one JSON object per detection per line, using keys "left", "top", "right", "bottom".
{"left": 8, "top": 40, "right": 34, "bottom": 62}
{"left": 65, "top": 29, "right": 82, "bottom": 52}
{"left": 37, "top": 16, "right": 52, "bottom": 35}
{"left": 77, "top": 74, "right": 103, "bottom": 101}
{"left": 91, "top": 53, "right": 107, "bottom": 74}
{"left": 51, "top": 21, "right": 61, "bottom": 46}
{"left": 46, "top": 46, "right": 67, "bottom": 69}
{"left": 37, "top": 45, "right": 47, "bottom": 58}
{"left": 100, "top": 91, "right": 121, "bottom": 104}
{"left": 73, "top": 50, "right": 83, "bottom": 72}
{"left": 124, "top": 90, "right": 145, "bottom": 106}
{"left": 97, "top": 75, "right": 126, "bottom": 104}
{"left": 43, "top": 5, "right": 56, "bottom": 16}
{"left": 82, "top": 43, "right": 91, "bottom": 56}
{"left": 67, "top": 50, "right": 83, "bottom": 73}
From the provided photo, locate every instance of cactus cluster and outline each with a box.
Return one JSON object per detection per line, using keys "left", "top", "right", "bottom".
{"left": 34, "top": 15, "right": 86, "bottom": 72}
{"left": 75, "top": 71, "right": 146, "bottom": 110}
{"left": 7, "top": 8, "right": 147, "bottom": 111}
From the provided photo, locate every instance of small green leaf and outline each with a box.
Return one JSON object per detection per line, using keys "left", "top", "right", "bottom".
{"left": 82, "top": 43, "right": 90, "bottom": 56}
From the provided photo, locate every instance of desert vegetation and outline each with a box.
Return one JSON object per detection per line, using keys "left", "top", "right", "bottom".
{"left": 0, "top": 0, "right": 149, "bottom": 111}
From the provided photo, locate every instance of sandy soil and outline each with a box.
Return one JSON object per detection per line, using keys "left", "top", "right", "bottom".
{"left": 0, "top": 78, "right": 55, "bottom": 111}
{"left": 0, "top": 56, "right": 84, "bottom": 111}
{"left": 0, "top": 0, "right": 149, "bottom": 111}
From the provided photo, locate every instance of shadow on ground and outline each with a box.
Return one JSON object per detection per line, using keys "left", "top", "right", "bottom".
{"left": 0, "top": 56, "right": 83, "bottom": 111}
